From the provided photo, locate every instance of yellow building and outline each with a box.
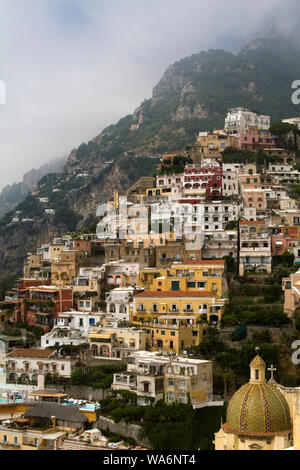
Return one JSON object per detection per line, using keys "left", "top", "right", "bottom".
{"left": 51, "top": 250, "right": 87, "bottom": 287}
{"left": 144, "top": 315, "right": 203, "bottom": 354}
{"left": 196, "top": 131, "right": 237, "bottom": 155}
{"left": 0, "top": 419, "right": 65, "bottom": 450}
{"left": 214, "top": 356, "right": 293, "bottom": 450}
{"left": 23, "top": 253, "right": 43, "bottom": 278}
{"left": 49, "top": 243, "right": 66, "bottom": 261}
{"left": 140, "top": 260, "right": 226, "bottom": 300}
{"left": 131, "top": 290, "right": 224, "bottom": 327}
{"left": 88, "top": 327, "right": 147, "bottom": 360}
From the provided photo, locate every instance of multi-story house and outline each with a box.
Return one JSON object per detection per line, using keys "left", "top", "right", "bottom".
{"left": 51, "top": 250, "right": 87, "bottom": 288}
{"left": 6, "top": 348, "right": 88, "bottom": 385}
{"left": 222, "top": 163, "right": 243, "bottom": 196}
{"left": 237, "top": 126, "right": 275, "bottom": 150}
{"left": 131, "top": 290, "right": 224, "bottom": 327}
{"left": 139, "top": 260, "right": 226, "bottom": 298}
{"left": 156, "top": 174, "right": 185, "bottom": 189}
{"left": 266, "top": 166, "right": 300, "bottom": 185}
{"left": 225, "top": 107, "right": 270, "bottom": 135}
{"left": 105, "top": 286, "right": 139, "bottom": 322}
{"left": 112, "top": 351, "right": 215, "bottom": 409}
{"left": 105, "top": 262, "right": 140, "bottom": 288}
{"left": 88, "top": 327, "right": 147, "bottom": 361}
{"left": 143, "top": 315, "right": 203, "bottom": 355}
{"left": 242, "top": 189, "right": 268, "bottom": 211}
{"left": 239, "top": 221, "right": 272, "bottom": 275}
{"left": 155, "top": 239, "right": 202, "bottom": 268}
{"left": 195, "top": 131, "right": 237, "bottom": 155}
{"left": 103, "top": 242, "right": 156, "bottom": 269}
{"left": 202, "top": 201, "right": 240, "bottom": 231}
{"left": 0, "top": 419, "right": 65, "bottom": 451}
{"left": 25, "top": 286, "right": 73, "bottom": 332}
{"left": 40, "top": 309, "right": 103, "bottom": 348}
{"left": 202, "top": 230, "right": 237, "bottom": 259}
{"left": 183, "top": 164, "right": 223, "bottom": 198}
{"left": 271, "top": 235, "right": 297, "bottom": 257}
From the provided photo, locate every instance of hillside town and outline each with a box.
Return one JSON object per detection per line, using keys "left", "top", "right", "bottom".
{"left": 2, "top": 107, "right": 300, "bottom": 450}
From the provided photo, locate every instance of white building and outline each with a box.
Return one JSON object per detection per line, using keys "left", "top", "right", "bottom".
{"left": 225, "top": 107, "right": 270, "bottom": 135}
{"left": 40, "top": 310, "right": 103, "bottom": 348}
{"left": 222, "top": 163, "right": 243, "bottom": 197}
{"left": 202, "top": 230, "right": 237, "bottom": 259}
{"left": 5, "top": 348, "right": 88, "bottom": 384}
{"left": 105, "top": 287, "right": 136, "bottom": 321}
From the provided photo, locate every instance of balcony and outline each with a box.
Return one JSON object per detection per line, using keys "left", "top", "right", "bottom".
{"left": 1, "top": 441, "right": 21, "bottom": 449}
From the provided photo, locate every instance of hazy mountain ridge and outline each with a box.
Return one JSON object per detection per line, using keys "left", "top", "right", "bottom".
{"left": 0, "top": 35, "right": 300, "bottom": 280}
{"left": 0, "top": 156, "right": 67, "bottom": 218}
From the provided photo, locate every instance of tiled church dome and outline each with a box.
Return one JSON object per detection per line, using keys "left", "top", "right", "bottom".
{"left": 226, "top": 356, "right": 292, "bottom": 436}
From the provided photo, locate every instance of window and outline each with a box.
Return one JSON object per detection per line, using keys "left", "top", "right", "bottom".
{"left": 179, "top": 380, "right": 187, "bottom": 389}
{"left": 198, "top": 282, "right": 206, "bottom": 289}
{"left": 187, "top": 281, "right": 196, "bottom": 288}
{"left": 171, "top": 281, "right": 180, "bottom": 291}
{"left": 167, "top": 378, "right": 174, "bottom": 387}
{"left": 179, "top": 393, "right": 187, "bottom": 404}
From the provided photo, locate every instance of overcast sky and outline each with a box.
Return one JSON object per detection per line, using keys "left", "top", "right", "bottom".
{"left": 0, "top": 0, "right": 299, "bottom": 191}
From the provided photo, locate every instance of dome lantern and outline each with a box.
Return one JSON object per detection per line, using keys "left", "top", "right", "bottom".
{"left": 249, "top": 355, "right": 266, "bottom": 384}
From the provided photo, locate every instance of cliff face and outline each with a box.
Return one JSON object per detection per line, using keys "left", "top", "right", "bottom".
{"left": 0, "top": 156, "right": 67, "bottom": 218}
{"left": 0, "top": 35, "right": 300, "bottom": 281}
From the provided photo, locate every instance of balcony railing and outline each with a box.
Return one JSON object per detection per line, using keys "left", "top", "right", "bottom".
{"left": 1, "top": 442, "right": 21, "bottom": 449}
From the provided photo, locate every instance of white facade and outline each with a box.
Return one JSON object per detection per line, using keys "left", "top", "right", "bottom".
{"left": 6, "top": 349, "right": 86, "bottom": 384}
{"left": 41, "top": 310, "right": 103, "bottom": 348}
{"left": 225, "top": 107, "right": 270, "bottom": 135}
{"left": 106, "top": 287, "right": 136, "bottom": 321}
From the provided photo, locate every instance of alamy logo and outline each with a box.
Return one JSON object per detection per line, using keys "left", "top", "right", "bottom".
{"left": 292, "top": 80, "right": 300, "bottom": 105}
{"left": 291, "top": 340, "right": 300, "bottom": 365}
{"left": 0, "top": 80, "right": 6, "bottom": 104}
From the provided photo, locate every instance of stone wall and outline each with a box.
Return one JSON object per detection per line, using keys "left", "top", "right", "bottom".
{"left": 97, "top": 415, "right": 151, "bottom": 448}
{"left": 45, "top": 384, "right": 110, "bottom": 401}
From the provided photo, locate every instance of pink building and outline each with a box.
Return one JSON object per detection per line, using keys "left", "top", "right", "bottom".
{"left": 242, "top": 189, "right": 267, "bottom": 210}
{"left": 238, "top": 126, "right": 276, "bottom": 150}
{"left": 271, "top": 235, "right": 295, "bottom": 257}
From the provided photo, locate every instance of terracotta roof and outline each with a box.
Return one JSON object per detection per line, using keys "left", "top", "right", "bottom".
{"left": 134, "top": 291, "right": 215, "bottom": 298}
{"left": 240, "top": 221, "right": 266, "bottom": 225}
{"left": 7, "top": 348, "right": 55, "bottom": 359}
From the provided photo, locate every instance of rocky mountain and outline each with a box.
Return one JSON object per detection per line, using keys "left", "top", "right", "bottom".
{"left": 1, "top": 35, "right": 300, "bottom": 282}
{"left": 0, "top": 156, "right": 67, "bottom": 218}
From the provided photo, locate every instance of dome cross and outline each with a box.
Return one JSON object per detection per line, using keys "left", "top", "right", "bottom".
{"left": 268, "top": 364, "right": 277, "bottom": 380}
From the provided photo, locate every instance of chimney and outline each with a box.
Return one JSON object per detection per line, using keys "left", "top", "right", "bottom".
{"left": 51, "top": 416, "right": 57, "bottom": 427}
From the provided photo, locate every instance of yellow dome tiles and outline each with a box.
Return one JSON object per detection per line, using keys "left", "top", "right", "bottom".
{"left": 250, "top": 355, "right": 266, "bottom": 367}
{"left": 227, "top": 382, "right": 291, "bottom": 435}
